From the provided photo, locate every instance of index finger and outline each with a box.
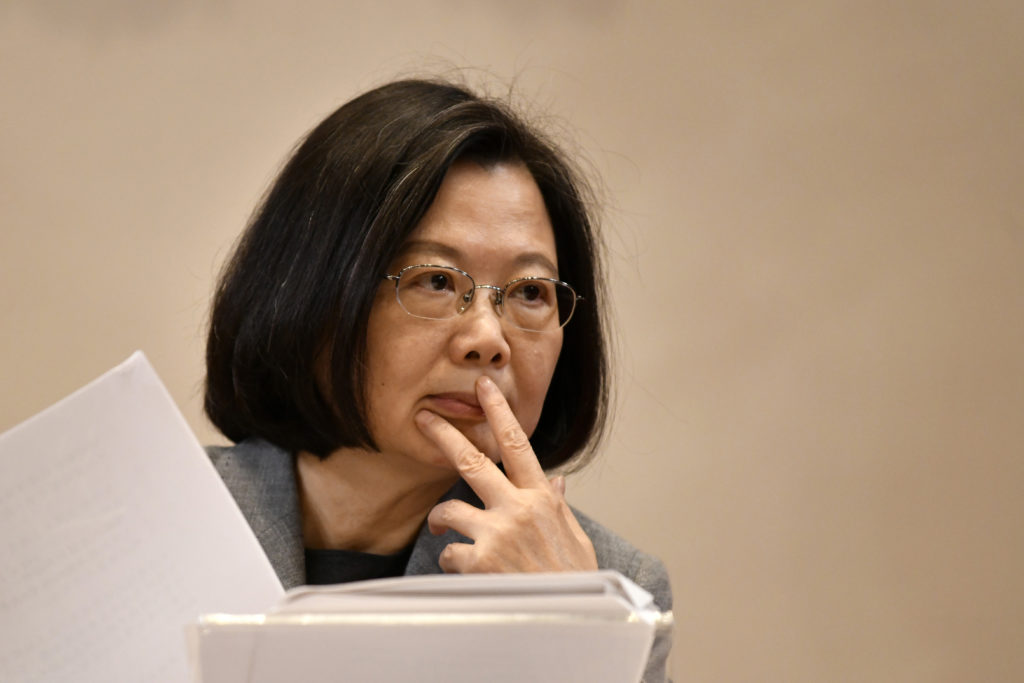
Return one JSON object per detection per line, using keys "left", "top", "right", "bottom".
{"left": 414, "top": 409, "right": 512, "bottom": 507}
{"left": 475, "top": 375, "right": 548, "bottom": 488}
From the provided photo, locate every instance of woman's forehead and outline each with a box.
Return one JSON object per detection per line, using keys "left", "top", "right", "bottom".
{"left": 396, "top": 161, "right": 558, "bottom": 275}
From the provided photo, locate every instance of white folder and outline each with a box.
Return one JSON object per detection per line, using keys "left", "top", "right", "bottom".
{"left": 189, "top": 570, "right": 672, "bottom": 683}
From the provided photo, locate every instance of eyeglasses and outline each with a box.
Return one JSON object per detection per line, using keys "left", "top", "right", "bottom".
{"left": 383, "top": 264, "right": 581, "bottom": 332}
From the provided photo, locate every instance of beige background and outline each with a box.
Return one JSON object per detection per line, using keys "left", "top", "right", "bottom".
{"left": 3, "top": 1, "right": 1023, "bottom": 681}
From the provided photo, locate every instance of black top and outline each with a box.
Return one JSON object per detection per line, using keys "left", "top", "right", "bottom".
{"left": 304, "top": 544, "right": 415, "bottom": 584}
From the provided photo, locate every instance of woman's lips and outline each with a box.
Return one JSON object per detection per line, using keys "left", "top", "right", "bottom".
{"left": 426, "top": 392, "right": 485, "bottom": 419}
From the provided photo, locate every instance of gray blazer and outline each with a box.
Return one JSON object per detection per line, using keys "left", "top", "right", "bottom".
{"left": 209, "top": 438, "right": 673, "bottom": 682}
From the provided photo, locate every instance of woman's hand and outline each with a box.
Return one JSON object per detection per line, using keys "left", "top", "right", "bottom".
{"left": 414, "top": 375, "right": 598, "bottom": 574}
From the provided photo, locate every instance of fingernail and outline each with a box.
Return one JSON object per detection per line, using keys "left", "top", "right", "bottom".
{"left": 415, "top": 410, "right": 436, "bottom": 426}
{"left": 477, "top": 375, "right": 496, "bottom": 393}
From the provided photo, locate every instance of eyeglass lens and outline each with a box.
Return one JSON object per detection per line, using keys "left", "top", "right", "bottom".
{"left": 394, "top": 265, "right": 576, "bottom": 331}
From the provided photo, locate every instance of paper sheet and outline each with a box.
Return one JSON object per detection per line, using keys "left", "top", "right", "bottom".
{"left": 0, "top": 352, "right": 284, "bottom": 682}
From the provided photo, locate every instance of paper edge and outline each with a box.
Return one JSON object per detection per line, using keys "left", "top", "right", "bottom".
{"left": 1, "top": 350, "right": 150, "bottom": 443}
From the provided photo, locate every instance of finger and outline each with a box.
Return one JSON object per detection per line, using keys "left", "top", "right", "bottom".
{"left": 427, "top": 499, "right": 489, "bottom": 539}
{"left": 548, "top": 474, "right": 566, "bottom": 497}
{"left": 415, "top": 409, "right": 512, "bottom": 506}
{"left": 437, "top": 542, "right": 476, "bottom": 574}
{"left": 475, "top": 375, "right": 547, "bottom": 488}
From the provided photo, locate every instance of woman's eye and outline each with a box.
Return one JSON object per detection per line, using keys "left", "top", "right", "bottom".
{"left": 405, "top": 269, "right": 455, "bottom": 293}
{"left": 509, "top": 282, "right": 552, "bottom": 305}
{"left": 428, "top": 273, "right": 451, "bottom": 291}
{"left": 520, "top": 284, "right": 543, "bottom": 301}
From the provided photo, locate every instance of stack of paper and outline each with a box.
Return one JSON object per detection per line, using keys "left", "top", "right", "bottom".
{"left": 0, "top": 353, "right": 284, "bottom": 682}
{"left": 190, "top": 571, "right": 668, "bottom": 683}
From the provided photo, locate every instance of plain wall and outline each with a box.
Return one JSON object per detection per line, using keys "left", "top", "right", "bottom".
{"left": 2, "top": 2, "right": 1023, "bottom": 680}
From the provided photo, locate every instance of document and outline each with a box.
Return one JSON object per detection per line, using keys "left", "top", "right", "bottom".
{"left": 190, "top": 570, "right": 669, "bottom": 683}
{"left": 0, "top": 352, "right": 284, "bottom": 683}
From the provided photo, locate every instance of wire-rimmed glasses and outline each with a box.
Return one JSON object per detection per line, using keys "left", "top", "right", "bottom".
{"left": 384, "top": 264, "right": 581, "bottom": 332}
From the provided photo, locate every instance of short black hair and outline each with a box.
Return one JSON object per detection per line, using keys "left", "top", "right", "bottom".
{"left": 205, "top": 78, "right": 609, "bottom": 470}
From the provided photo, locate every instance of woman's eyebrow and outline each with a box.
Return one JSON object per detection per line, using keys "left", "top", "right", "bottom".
{"left": 513, "top": 252, "right": 559, "bottom": 276}
{"left": 398, "top": 240, "right": 558, "bottom": 276}
{"left": 398, "top": 239, "right": 461, "bottom": 261}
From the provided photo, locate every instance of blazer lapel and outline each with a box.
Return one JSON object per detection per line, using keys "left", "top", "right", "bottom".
{"left": 405, "top": 479, "right": 481, "bottom": 576}
{"left": 211, "top": 439, "right": 306, "bottom": 589}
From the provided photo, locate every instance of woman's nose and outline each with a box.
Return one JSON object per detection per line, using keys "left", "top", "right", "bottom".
{"left": 450, "top": 291, "right": 511, "bottom": 366}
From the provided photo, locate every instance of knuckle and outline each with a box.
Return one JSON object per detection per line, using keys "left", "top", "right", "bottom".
{"left": 464, "top": 542, "right": 493, "bottom": 573}
{"left": 500, "top": 425, "right": 531, "bottom": 453}
{"left": 441, "top": 543, "right": 483, "bottom": 573}
{"left": 510, "top": 506, "right": 534, "bottom": 528}
{"left": 453, "top": 446, "right": 489, "bottom": 474}
{"left": 440, "top": 543, "right": 462, "bottom": 568}
{"left": 473, "top": 556, "right": 498, "bottom": 573}
{"left": 515, "top": 492, "right": 559, "bottom": 521}
{"left": 509, "top": 496, "right": 544, "bottom": 526}
{"left": 439, "top": 545, "right": 456, "bottom": 571}
{"left": 432, "top": 502, "right": 453, "bottom": 524}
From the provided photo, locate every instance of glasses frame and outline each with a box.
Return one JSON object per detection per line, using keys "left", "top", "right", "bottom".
{"left": 383, "top": 264, "right": 582, "bottom": 332}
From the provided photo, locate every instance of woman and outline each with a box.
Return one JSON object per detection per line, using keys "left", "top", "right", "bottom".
{"left": 204, "top": 78, "right": 672, "bottom": 681}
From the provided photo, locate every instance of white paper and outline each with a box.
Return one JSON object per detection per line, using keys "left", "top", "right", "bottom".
{"left": 192, "top": 571, "right": 668, "bottom": 683}
{"left": 0, "top": 352, "right": 284, "bottom": 683}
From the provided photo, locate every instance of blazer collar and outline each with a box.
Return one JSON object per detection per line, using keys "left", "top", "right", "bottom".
{"left": 405, "top": 479, "right": 480, "bottom": 576}
{"left": 222, "top": 439, "right": 483, "bottom": 586}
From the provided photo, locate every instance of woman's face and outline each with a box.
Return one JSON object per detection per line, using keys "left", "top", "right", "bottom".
{"left": 363, "top": 160, "right": 563, "bottom": 472}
